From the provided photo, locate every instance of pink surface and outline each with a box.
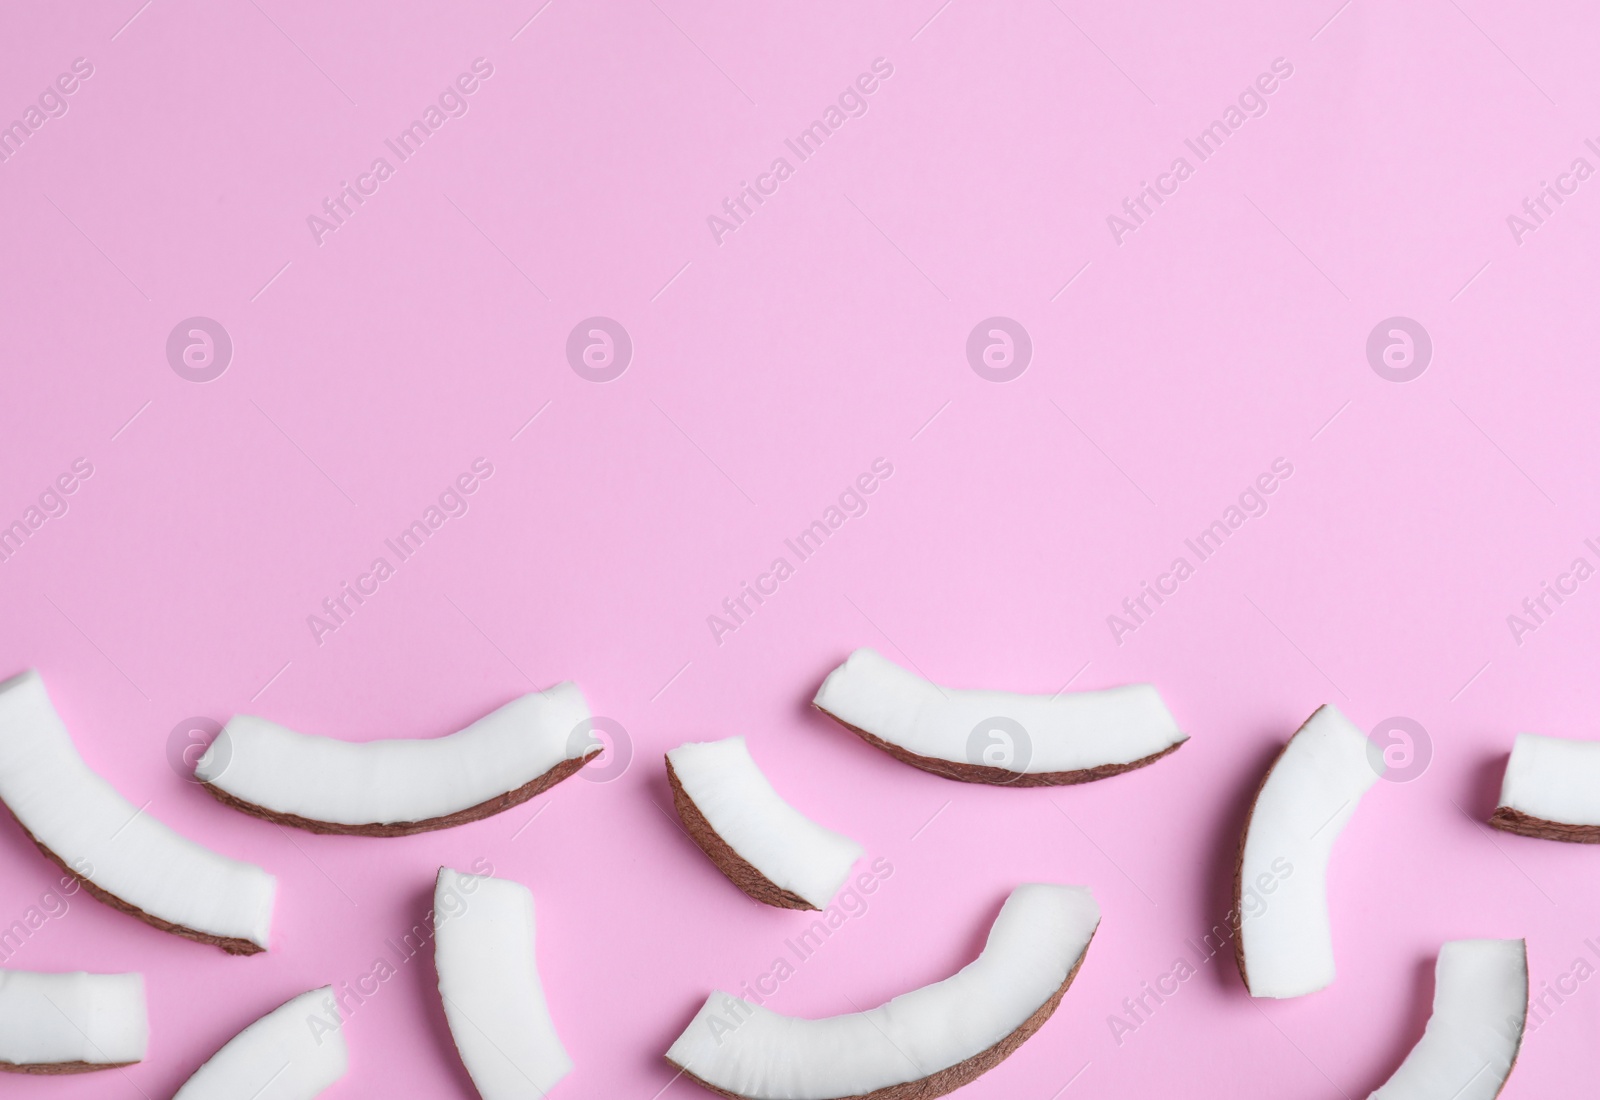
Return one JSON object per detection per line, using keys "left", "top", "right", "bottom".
{"left": 1, "top": 0, "right": 1597, "bottom": 1096}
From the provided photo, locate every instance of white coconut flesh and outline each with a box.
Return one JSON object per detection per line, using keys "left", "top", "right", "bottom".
{"left": 668, "top": 737, "right": 863, "bottom": 908}
{"left": 812, "top": 648, "right": 1185, "bottom": 776}
{"left": 197, "top": 684, "right": 594, "bottom": 828}
{"left": 435, "top": 867, "right": 572, "bottom": 1099}
{"left": 0, "top": 969, "right": 147, "bottom": 1069}
{"left": 1496, "top": 733, "right": 1600, "bottom": 826}
{"left": 665, "top": 883, "right": 1100, "bottom": 1100}
{"left": 1368, "top": 939, "right": 1527, "bottom": 1100}
{"left": 0, "top": 670, "right": 275, "bottom": 951}
{"left": 1237, "top": 704, "right": 1381, "bottom": 998}
{"left": 174, "top": 987, "right": 346, "bottom": 1099}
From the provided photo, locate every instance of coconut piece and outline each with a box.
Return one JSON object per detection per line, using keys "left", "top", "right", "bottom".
{"left": 1368, "top": 939, "right": 1527, "bottom": 1100}
{"left": 196, "top": 685, "right": 599, "bottom": 836}
{"left": 435, "top": 867, "right": 571, "bottom": 1099}
{"left": 173, "top": 986, "right": 347, "bottom": 1099}
{"left": 1489, "top": 733, "right": 1600, "bottom": 842}
{"left": 811, "top": 648, "right": 1185, "bottom": 786}
{"left": 1233, "top": 705, "right": 1381, "bottom": 998}
{"left": 0, "top": 969, "right": 147, "bottom": 1074}
{"left": 666, "top": 737, "right": 863, "bottom": 910}
{"left": 665, "top": 883, "right": 1098, "bottom": 1100}
{"left": 0, "top": 670, "right": 274, "bottom": 955}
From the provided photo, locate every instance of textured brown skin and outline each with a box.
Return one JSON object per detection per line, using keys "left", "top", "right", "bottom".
{"left": 7, "top": 814, "right": 264, "bottom": 956}
{"left": 1229, "top": 724, "right": 1304, "bottom": 994}
{"left": 1488, "top": 806, "right": 1600, "bottom": 843}
{"left": 0, "top": 1060, "right": 135, "bottom": 1074}
{"left": 199, "top": 749, "right": 600, "bottom": 837}
{"left": 666, "top": 927, "right": 1096, "bottom": 1100}
{"left": 813, "top": 705, "right": 1185, "bottom": 787}
{"left": 666, "top": 757, "right": 815, "bottom": 910}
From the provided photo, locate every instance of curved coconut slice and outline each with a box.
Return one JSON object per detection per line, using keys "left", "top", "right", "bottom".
{"left": 666, "top": 883, "right": 1099, "bottom": 1100}
{"left": 435, "top": 867, "right": 572, "bottom": 1099}
{"left": 666, "top": 737, "right": 863, "bottom": 910}
{"left": 1233, "top": 705, "right": 1380, "bottom": 998}
{"left": 1369, "top": 939, "right": 1527, "bottom": 1100}
{"left": 196, "top": 685, "right": 599, "bottom": 836}
{"left": 812, "top": 648, "right": 1185, "bottom": 786}
{"left": 0, "top": 670, "right": 274, "bottom": 955}
{"left": 1489, "top": 733, "right": 1600, "bottom": 842}
{"left": 174, "top": 986, "right": 347, "bottom": 1099}
{"left": 0, "top": 969, "right": 147, "bottom": 1074}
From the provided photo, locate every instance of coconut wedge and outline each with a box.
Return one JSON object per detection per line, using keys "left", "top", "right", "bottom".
{"left": 0, "top": 969, "right": 147, "bottom": 1074}
{"left": 1489, "top": 733, "right": 1600, "bottom": 842}
{"left": 1368, "top": 939, "right": 1527, "bottom": 1100}
{"left": 666, "top": 737, "right": 863, "bottom": 910}
{"left": 1234, "top": 705, "right": 1380, "bottom": 998}
{"left": 666, "top": 883, "right": 1099, "bottom": 1100}
{"left": 0, "top": 670, "right": 274, "bottom": 954}
{"left": 174, "top": 986, "right": 347, "bottom": 1099}
{"left": 812, "top": 648, "right": 1185, "bottom": 785}
{"left": 196, "top": 685, "right": 599, "bottom": 836}
{"left": 435, "top": 867, "right": 572, "bottom": 1099}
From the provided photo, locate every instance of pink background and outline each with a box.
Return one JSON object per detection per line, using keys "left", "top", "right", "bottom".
{"left": 2, "top": 0, "right": 1598, "bottom": 1096}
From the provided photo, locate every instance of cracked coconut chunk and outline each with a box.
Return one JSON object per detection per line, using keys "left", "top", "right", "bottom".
{"left": 813, "top": 648, "right": 1185, "bottom": 786}
{"left": 173, "top": 987, "right": 348, "bottom": 1099}
{"left": 667, "top": 736, "right": 863, "bottom": 910}
{"left": 197, "top": 684, "right": 599, "bottom": 836}
{"left": 435, "top": 867, "right": 572, "bottom": 1099}
{"left": 1490, "top": 733, "right": 1600, "bottom": 842}
{"left": 0, "top": 670, "right": 274, "bottom": 954}
{"left": 1234, "top": 704, "right": 1382, "bottom": 998}
{"left": 1368, "top": 939, "right": 1527, "bottom": 1100}
{"left": 0, "top": 969, "right": 147, "bottom": 1073}
{"left": 666, "top": 884, "right": 1099, "bottom": 1100}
